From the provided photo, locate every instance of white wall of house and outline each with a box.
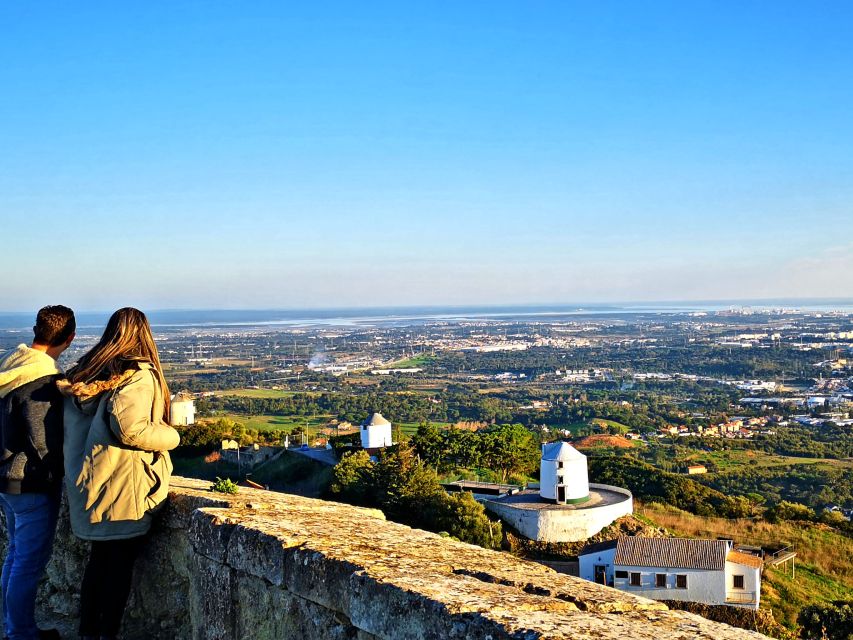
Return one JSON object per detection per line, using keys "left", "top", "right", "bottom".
{"left": 724, "top": 561, "right": 761, "bottom": 610}
{"left": 578, "top": 547, "right": 616, "bottom": 583}
{"left": 613, "top": 565, "right": 727, "bottom": 606}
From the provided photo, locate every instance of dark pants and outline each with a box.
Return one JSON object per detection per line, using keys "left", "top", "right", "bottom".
{"left": 79, "top": 537, "right": 145, "bottom": 637}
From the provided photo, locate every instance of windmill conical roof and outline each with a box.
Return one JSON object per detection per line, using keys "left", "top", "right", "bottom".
{"left": 363, "top": 412, "right": 391, "bottom": 427}
{"left": 541, "top": 441, "right": 585, "bottom": 461}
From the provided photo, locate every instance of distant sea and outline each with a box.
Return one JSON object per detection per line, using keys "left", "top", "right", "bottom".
{"left": 1, "top": 300, "right": 852, "bottom": 333}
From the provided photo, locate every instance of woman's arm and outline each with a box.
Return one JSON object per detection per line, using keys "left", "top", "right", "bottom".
{"left": 108, "top": 370, "right": 180, "bottom": 452}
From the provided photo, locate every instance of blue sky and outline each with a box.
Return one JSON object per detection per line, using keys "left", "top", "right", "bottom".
{"left": 1, "top": 1, "right": 852, "bottom": 310}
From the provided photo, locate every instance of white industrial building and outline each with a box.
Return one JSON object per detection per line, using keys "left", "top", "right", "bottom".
{"left": 170, "top": 391, "right": 196, "bottom": 426}
{"left": 360, "top": 412, "right": 393, "bottom": 451}
{"left": 578, "top": 536, "right": 762, "bottom": 610}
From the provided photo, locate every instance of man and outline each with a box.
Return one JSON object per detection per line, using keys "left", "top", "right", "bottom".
{"left": 0, "top": 306, "right": 75, "bottom": 640}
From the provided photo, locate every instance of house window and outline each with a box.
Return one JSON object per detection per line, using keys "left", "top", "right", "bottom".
{"left": 655, "top": 573, "right": 667, "bottom": 588}
{"left": 733, "top": 575, "right": 745, "bottom": 589}
{"left": 630, "top": 572, "right": 641, "bottom": 587}
{"left": 615, "top": 570, "right": 628, "bottom": 579}
{"left": 676, "top": 574, "right": 688, "bottom": 589}
{"left": 558, "top": 461, "right": 564, "bottom": 469}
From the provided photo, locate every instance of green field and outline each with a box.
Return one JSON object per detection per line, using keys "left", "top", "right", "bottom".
{"left": 216, "top": 388, "right": 316, "bottom": 399}
{"left": 397, "top": 421, "right": 451, "bottom": 436}
{"left": 218, "top": 413, "right": 333, "bottom": 433}
{"left": 385, "top": 354, "right": 433, "bottom": 369}
{"left": 679, "top": 449, "right": 848, "bottom": 473}
{"left": 589, "top": 418, "right": 631, "bottom": 433}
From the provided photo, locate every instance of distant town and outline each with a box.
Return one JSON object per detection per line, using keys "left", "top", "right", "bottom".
{"left": 2, "top": 304, "right": 851, "bottom": 636}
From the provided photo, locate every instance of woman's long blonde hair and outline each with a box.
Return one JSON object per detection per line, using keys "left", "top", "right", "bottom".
{"left": 67, "top": 308, "right": 170, "bottom": 416}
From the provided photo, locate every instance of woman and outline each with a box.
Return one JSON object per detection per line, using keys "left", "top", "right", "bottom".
{"left": 59, "top": 308, "right": 180, "bottom": 640}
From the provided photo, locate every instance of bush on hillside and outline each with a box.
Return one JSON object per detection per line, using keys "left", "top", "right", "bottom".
{"left": 587, "top": 455, "right": 751, "bottom": 518}
{"left": 766, "top": 501, "right": 816, "bottom": 523}
{"left": 329, "top": 445, "right": 503, "bottom": 549}
{"left": 797, "top": 600, "right": 853, "bottom": 640}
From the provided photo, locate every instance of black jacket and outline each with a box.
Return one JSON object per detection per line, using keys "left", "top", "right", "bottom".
{"left": 0, "top": 373, "right": 65, "bottom": 494}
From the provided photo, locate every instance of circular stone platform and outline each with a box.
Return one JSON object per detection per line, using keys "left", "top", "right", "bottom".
{"left": 484, "top": 483, "right": 633, "bottom": 543}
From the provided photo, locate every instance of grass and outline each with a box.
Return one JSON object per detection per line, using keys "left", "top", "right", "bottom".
{"left": 397, "top": 421, "right": 451, "bottom": 436}
{"left": 638, "top": 501, "right": 853, "bottom": 630}
{"left": 216, "top": 388, "right": 317, "bottom": 398}
{"left": 590, "top": 418, "right": 631, "bottom": 432}
{"left": 218, "top": 413, "right": 334, "bottom": 433}
{"left": 678, "top": 449, "right": 841, "bottom": 472}
{"left": 385, "top": 354, "right": 433, "bottom": 369}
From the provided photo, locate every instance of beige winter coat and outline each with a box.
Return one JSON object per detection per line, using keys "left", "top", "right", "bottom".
{"left": 60, "top": 362, "right": 180, "bottom": 540}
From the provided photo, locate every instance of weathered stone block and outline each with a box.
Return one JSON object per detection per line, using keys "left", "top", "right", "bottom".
{"left": 189, "top": 553, "right": 235, "bottom": 640}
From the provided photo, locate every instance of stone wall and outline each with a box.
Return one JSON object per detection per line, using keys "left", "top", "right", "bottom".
{"left": 1, "top": 476, "right": 769, "bottom": 639}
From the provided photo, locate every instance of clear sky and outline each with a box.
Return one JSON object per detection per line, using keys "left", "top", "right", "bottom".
{"left": 1, "top": 1, "right": 852, "bottom": 311}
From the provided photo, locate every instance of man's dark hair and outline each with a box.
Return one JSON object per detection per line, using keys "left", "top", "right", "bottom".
{"left": 33, "top": 305, "right": 76, "bottom": 347}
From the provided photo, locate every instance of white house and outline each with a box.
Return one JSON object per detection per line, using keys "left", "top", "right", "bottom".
{"left": 360, "top": 412, "right": 393, "bottom": 450}
{"left": 578, "top": 536, "right": 762, "bottom": 610}
{"left": 540, "top": 441, "right": 589, "bottom": 504}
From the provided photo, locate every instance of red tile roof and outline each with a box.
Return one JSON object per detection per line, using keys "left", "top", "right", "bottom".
{"left": 727, "top": 550, "right": 763, "bottom": 569}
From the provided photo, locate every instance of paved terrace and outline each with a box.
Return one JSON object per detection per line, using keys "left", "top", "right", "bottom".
{"left": 1, "top": 476, "right": 768, "bottom": 639}
{"left": 490, "top": 487, "right": 628, "bottom": 510}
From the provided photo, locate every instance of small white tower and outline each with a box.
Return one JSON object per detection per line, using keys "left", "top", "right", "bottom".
{"left": 360, "top": 413, "right": 393, "bottom": 450}
{"left": 540, "top": 441, "right": 589, "bottom": 504}
{"left": 170, "top": 391, "right": 196, "bottom": 426}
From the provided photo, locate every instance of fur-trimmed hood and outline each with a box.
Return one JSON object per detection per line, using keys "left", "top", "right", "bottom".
{"left": 57, "top": 368, "right": 138, "bottom": 404}
{"left": 0, "top": 344, "right": 62, "bottom": 399}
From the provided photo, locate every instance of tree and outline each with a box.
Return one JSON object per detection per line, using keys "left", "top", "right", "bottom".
{"left": 433, "top": 491, "right": 503, "bottom": 549}
{"left": 410, "top": 423, "right": 445, "bottom": 469}
{"left": 328, "top": 445, "right": 503, "bottom": 550}
{"left": 480, "top": 424, "right": 540, "bottom": 483}
{"left": 798, "top": 600, "right": 853, "bottom": 640}
{"left": 329, "top": 450, "right": 375, "bottom": 506}
{"left": 766, "top": 501, "right": 815, "bottom": 523}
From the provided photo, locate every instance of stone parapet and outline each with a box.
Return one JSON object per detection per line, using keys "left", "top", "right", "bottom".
{"left": 0, "top": 476, "right": 768, "bottom": 639}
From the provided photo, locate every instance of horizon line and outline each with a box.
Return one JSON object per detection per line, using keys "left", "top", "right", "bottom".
{"left": 2, "top": 296, "right": 853, "bottom": 315}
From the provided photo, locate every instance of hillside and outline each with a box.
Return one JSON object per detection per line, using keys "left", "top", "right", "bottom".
{"left": 638, "top": 501, "right": 853, "bottom": 632}
{"left": 587, "top": 454, "right": 751, "bottom": 517}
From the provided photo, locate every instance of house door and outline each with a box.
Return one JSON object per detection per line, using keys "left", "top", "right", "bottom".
{"left": 594, "top": 565, "right": 607, "bottom": 585}
{"left": 557, "top": 485, "right": 566, "bottom": 503}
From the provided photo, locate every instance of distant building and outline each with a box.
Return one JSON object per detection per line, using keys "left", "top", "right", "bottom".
{"left": 540, "top": 442, "right": 589, "bottom": 504}
{"left": 686, "top": 465, "right": 708, "bottom": 475}
{"left": 483, "top": 441, "right": 632, "bottom": 543}
{"left": 578, "top": 536, "right": 762, "bottom": 610}
{"left": 221, "top": 443, "right": 276, "bottom": 468}
{"left": 360, "top": 413, "right": 393, "bottom": 451}
{"left": 170, "top": 391, "right": 196, "bottom": 426}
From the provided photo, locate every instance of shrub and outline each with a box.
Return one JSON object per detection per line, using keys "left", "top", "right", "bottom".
{"left": 211, "top": 477, "right": 239, "bottom": 494}
{"left": 797, "top": 600, "right": 853, "bottom": 640}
